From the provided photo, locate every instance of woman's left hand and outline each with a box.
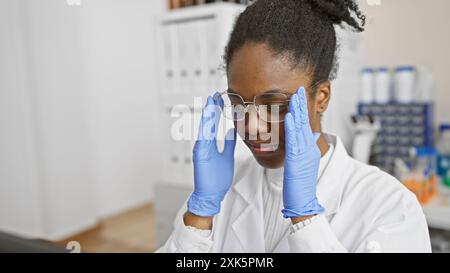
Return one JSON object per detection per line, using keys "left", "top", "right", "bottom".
{"left": 282, "top": 87, "right": 325, "bottom": 219}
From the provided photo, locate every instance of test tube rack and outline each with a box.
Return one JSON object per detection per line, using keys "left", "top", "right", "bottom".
{"left": 358, "top": 102, "right": 435, "bottom": 174}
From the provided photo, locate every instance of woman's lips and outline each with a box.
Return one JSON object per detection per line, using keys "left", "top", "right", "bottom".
{"left": 248, "top": 142, "right": 279, "bottom": 153}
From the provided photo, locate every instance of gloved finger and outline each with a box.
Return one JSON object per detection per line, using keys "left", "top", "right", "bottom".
{"left": 291, "top": 90, "right": 308, "bottom": 149}
{"left": 287, "top": 91, "right": 302, "bottom": 150}
{"left": 284, "top": 112, "right": 298, "bottom": 156}
{"left": 223, "top": 128, "right": 237, "bottom": 157}
{"left": 296, "top": 87, "right": 316, "bottom": 147}
{"left": 194, "top": 96, "right": 217, "bottom": 160}
{"left": 210, "top": 92, "right": 223, "bottom": 143}
{"left": 289, "top": 90, "right": 302, "bottom": 134}
{"left": 297, "top": 87, "right": 310, "bottom": 125}
{"left": 197, "top": 96, "right": 213, "bottom": 139}
{"left": 198, "top": 95, "right": 220, "bottom": 142}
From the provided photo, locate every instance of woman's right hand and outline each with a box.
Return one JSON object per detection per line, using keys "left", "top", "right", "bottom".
{"left": 186, "top": 93, "right": 237, "bottom": 218}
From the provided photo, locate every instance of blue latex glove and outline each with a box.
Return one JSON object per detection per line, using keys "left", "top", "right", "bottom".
{"left": 187, "top": 94, "right": 237, "bottom": 217}
{"left": 282, "top": 87, "right": 325, "bottom": 218}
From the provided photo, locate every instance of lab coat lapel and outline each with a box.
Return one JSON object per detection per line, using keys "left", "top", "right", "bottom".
{"left": 272, "top": 135, "right": 351, "bottom": 253}
{"left": 224, "top": 135, "right": 349, "bottom": 253}
{"left": 229, "top": 158, "right": 266, "bottom": 252}
{"left": 316, "top": 135, "right": 350, "bottom": 217}
{"left": 272, "top": 230, "right": 290, "bottom": 253}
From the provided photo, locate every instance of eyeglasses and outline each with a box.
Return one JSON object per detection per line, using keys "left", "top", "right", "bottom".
{"left": 213, "top": 82, "right": 321, "bottom": 123}
{"left": 214, "top": 90, "right": 290, "bottom": 123}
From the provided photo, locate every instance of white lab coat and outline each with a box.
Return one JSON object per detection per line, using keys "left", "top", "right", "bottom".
{"left": 157, "top": 134, "right": 431, "bottom": 253}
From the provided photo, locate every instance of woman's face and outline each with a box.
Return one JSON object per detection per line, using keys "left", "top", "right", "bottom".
{"left": 227, "top": 43, "right": 323, "bottom": 169}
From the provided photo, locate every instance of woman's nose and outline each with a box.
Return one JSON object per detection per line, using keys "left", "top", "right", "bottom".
{"left": 246, "top": 106, "right": 268, "bottom": 140}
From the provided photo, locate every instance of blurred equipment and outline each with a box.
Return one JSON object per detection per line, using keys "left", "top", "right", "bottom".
{"left": 361, "top": 65, "right": 434, "bottom": 105}
{"left": 358, "top": 102, "right": 434, "bottom": 174}
{"left": 401, "top": 147, "right": 438, "bottom": 205}
{"left": 350, "top": 115, "right": 381, "bottom": 164}
{"left": 357, "top": 65, "right": 436, "bottom": 174}
{"left": 437, "top": 124, "right": 450, "bottom": 187}
{"left": 430, "top": 228, "right": 450, "bottom": 253}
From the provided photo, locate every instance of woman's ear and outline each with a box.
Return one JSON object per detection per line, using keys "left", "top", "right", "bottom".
{"left": 316, "top": 81, "right": 331, "bottom": 113}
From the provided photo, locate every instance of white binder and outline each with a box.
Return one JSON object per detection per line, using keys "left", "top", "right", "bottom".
{"left": 157, "top": 23, "right": 180, "bottom": 101}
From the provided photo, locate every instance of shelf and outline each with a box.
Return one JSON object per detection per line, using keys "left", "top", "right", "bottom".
{"left": 423, "top": 189, "right": 450, "bottom": 230}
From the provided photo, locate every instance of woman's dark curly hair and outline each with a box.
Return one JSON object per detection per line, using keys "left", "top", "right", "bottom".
{"left": 224, "top": 0, "right": 366, "bottom": 90}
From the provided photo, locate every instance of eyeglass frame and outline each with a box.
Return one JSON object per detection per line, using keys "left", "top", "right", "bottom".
{"left": 213, "top": 81, "right": 322, "bottom": 124}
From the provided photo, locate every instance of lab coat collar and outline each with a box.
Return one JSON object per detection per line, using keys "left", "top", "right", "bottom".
{"left": 230, "top": 158, "right": 265, "bottom": 252}
{"left": 232, "top": 157, "right": 264, "bottom": 205}
{"left": 229, "top": 134, "right": 350, "bottom": 252}
{"left": 232, "top": 134, "right": 349, "bottom": 216}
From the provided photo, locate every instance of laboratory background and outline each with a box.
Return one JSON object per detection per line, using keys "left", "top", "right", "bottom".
{"left": 1, "top": 0, "right": 450, "bottom": 253}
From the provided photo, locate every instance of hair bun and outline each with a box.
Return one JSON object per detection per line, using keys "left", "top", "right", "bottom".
{"left": 307, "top": 0, "right": 365, "bottom": 32}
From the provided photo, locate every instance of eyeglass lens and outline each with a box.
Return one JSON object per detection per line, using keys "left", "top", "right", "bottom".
{"left": 218, "top": 92, "right": 289, "bottom": 123}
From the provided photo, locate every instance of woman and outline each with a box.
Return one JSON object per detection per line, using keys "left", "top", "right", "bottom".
{"left": 158, "top": 0, "right": 431, "bottom": 252}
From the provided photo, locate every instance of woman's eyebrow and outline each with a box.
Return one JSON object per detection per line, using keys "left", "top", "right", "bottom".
{"left": 227, "top": 88, "right": 290, "bottom": 95}
{"left": 261, "top": 89, "right": 290, "bottom": 94}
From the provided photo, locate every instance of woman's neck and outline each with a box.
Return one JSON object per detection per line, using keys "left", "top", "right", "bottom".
{"left": 317, "top": 133, "right": 330, "bottom": 157}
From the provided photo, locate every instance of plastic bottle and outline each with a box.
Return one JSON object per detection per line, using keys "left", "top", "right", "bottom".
{"left": 374, "top": 67, "right": 391, "bottom": 103}
{"left": 415, "top": 66, "right": 434, "bottom": 103}
{"left": 437, "top": 124, "right": 450, "bottom": 187}
{"left": 360, "top": 68, "right": 374, "bottom": 104}
{"left": 394, "top": 66, "right": 416, "bottom": 103}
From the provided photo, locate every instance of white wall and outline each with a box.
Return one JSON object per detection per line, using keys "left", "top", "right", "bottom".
{"left": 0, "top": 0, "right": 99, "bottom": 240}
{"left": 323, "top": 27, "right": 365, "bottom": 149}
{"left": 22, "top": 0, "right": 99, "bottom": 240}
{"left": 361, "top": 0, "right": 450, "bottom": 125}
{"left": 0, "top": 0, "right": 166, "bottom": 240}
{"left": 79, "top": 0, "right": 166, "bottom": 217}
{"left": 0, "top": 0, "right": 44, "bottom": 238}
